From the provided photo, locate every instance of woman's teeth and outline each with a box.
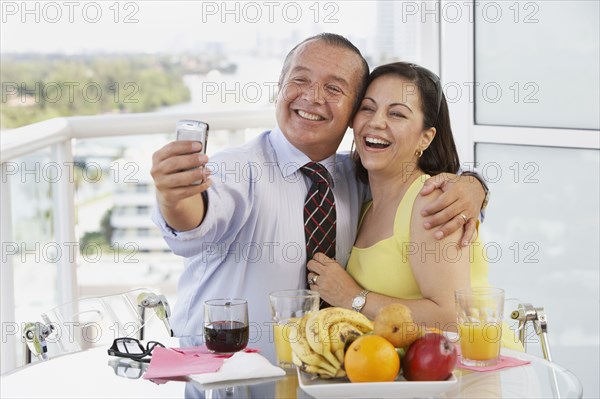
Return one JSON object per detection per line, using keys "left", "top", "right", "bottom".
{"left": 365, "top": 137, "right": 391, "bottom": 149}
{"left": 297, "top": 110, "right": 324, "bottom": 121}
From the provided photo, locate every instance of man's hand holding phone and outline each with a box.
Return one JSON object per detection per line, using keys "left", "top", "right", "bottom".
{"left": 150, "top": 120, "right": 211, "bottom": 232}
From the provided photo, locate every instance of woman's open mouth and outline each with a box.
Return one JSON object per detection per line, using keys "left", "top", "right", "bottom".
{"left": 364, "top": 136, "right": 391, "bottom": 149}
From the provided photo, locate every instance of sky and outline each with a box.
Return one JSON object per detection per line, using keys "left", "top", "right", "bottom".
{"left": 1, "top": 0, "right": 376, "bottom": 54}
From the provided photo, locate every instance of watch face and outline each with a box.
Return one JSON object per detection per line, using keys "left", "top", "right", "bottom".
{"left": 353, "top": 296, "right": 366, "bottom": 308}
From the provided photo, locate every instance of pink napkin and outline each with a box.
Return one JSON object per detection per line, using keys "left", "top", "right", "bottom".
{"left": 457, "top": 354, "right": 530, "bottom": 372}
{"left": 143, "top": 346, "right": 259, "bottom": 382}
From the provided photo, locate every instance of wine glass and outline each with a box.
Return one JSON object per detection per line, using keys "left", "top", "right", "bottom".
{"left": 203, "top": 299, "right": 249, "bottom": 354}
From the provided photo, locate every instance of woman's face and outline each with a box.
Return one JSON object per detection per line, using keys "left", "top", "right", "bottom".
{"left": 352, "top": 75, "right": 435, "bottom": 177}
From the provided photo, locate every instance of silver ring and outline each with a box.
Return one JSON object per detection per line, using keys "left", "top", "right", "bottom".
{"left": 459, "top": 213, "right": 468, "bottom": 223}
{"left": 309, "top": 275, "right": 318, "bottom": 285}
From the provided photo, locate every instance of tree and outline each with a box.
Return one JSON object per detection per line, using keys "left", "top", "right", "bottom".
{"left": 100, "top": 207, "right": 114, "bottom": 244}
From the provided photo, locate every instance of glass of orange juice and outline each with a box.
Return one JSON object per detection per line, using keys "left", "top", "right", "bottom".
{"left": 455, "top": 287, "right": 504, "bottom": 367}
{"left": 269, "top": 289, "right": 319, "bottom": 369}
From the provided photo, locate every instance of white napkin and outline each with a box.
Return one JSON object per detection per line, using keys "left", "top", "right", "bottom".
{"left": 190, "top": 352, "right": 286, "bottom": 385}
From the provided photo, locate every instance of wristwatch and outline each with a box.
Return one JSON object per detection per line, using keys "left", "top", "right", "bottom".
{"left": 351, "top": 290, "right": 370, "bottom": 313}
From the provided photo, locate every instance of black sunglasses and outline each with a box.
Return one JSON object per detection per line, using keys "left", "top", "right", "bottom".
{"left": 107, "top": 337, "right": 165, "bottom": 363}
{"left": 409, "top": 63, "right": 443, "bottom": 121}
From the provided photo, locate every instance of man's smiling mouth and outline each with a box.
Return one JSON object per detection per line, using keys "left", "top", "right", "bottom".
{"left": 296, "top": 110, "right": 325, "bottom": 121}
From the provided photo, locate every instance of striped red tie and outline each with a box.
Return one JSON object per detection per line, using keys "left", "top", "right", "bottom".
{"left": 301, "top": 162, "right": 336, "bottom": 308}
{"left": 301, "top": 162, "right": 336, "bottom": 261}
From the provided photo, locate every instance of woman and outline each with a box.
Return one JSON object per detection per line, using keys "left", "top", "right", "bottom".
{"left": 307, "top": 62, "right": 489, "bottom": 329}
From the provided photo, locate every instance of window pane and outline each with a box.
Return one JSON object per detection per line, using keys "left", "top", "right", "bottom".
{"left": 476, "top": 143, "right": 599, "bottom": 396}
{"left": 475, "top": 1, "right": 599, "bottom": 129}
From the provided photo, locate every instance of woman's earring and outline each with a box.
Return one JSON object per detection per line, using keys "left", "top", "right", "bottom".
{"left": 415, "top": 148, "right": 424, "bottom": 158}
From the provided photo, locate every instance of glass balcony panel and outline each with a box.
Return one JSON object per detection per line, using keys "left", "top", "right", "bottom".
{"left": 7, "top": 148, "right": 59, "bottom": 364}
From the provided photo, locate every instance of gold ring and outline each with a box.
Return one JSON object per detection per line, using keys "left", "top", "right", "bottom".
{"left": 459, "top": 213, "right": 468, "bottom": 223}
{"left": 309, "top": 275, "right": 318, "bottom": 285}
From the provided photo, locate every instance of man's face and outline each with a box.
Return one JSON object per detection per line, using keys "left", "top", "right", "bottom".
{"left": 275, "top": 40, "right": 364, "bottom": 161}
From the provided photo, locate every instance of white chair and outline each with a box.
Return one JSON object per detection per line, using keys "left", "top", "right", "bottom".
{"left": 510, "top": 302, "right": 552, "bottom": 361}
{"left": 23, "top": 288, "right": 173, "bottom": 364}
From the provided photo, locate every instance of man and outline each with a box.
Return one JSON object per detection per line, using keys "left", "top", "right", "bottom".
{"left": 151, "top": 33, "right": 485, "bottom": 346}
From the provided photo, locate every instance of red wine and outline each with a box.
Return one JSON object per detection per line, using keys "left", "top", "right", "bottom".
{"left": 204, "top": 320, "right": 249, "bottom": 353}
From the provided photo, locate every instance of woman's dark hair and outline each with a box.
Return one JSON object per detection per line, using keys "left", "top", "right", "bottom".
{"left": 279, "top": 33, "right": 370, "bottom": 117}
{"left": 353, "top": 62, "right": 460, "bottom": 184}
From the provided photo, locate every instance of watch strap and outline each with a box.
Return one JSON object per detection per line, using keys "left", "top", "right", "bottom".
{"left": 352, "top": 290, "right": 370, "bottom": 312}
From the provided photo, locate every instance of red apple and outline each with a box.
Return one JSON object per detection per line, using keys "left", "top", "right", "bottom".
{"left": 403, "top": 333, "right": 457, "bottom": 381}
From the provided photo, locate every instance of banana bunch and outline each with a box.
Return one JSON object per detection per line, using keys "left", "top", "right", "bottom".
{"left": 291, "top": 307, "right": 373, "bottom": 378}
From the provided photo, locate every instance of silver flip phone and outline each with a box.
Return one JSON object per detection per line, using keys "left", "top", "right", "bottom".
{"left": 176, "top": 120, "right": 209, "bottom": 185}
{"left": 176, "top": 119, "right": 209, "bottom": 154}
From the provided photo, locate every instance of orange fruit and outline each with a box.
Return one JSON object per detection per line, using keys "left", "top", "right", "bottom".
{"left": 344, "top": 335, "right": 400, "bottom": 383}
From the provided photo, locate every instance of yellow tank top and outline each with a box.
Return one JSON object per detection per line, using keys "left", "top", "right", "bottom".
{"left": 347, "top": 175, "right": 489, "bottom": 296}
{"left": 346, "top": 175, "right": 523, "bottom": 351}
